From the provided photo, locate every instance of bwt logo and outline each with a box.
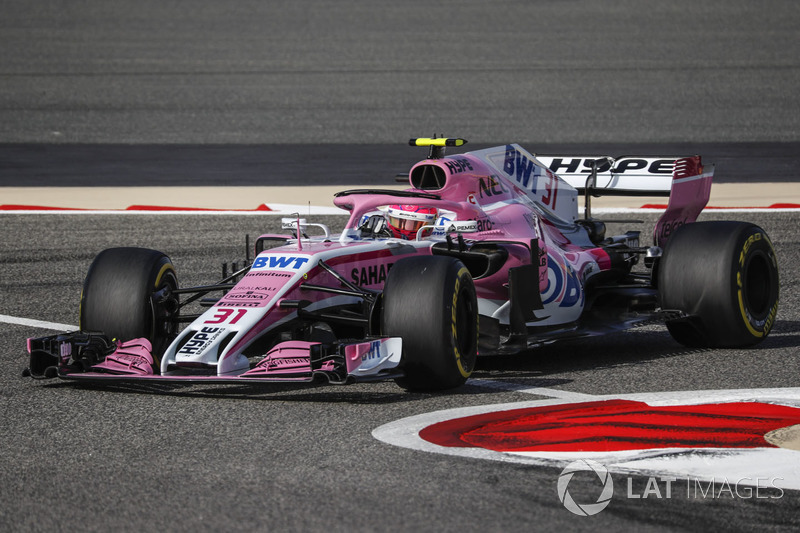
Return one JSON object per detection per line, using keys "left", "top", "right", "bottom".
{"left": 251, "top": 255, "right": 310, "bottom": 271}
{"left": 361, "top": 340, "right": 382, "bottom": 361}
{"left": 503, "top": 145, "right": 539, "bottom": 188}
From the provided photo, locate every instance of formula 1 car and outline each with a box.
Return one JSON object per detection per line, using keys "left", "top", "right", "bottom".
{"left": 25, "top": 138, "right": 780, "bottom": 391}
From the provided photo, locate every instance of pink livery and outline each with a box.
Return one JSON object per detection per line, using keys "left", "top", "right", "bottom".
{"left": 26, "top": 138, "right": 779, "bottom": 391}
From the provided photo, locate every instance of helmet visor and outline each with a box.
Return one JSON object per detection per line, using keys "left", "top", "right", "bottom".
{"left": 388, "top": 215, "right": 427, "bottom": 233}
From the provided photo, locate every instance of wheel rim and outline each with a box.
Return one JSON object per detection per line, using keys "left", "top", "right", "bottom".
{"left": 455, "top": 286, "right": 477, "bottom": 372}
{"left": 149, "top": 271, "right": 180, "bottom": 345}
{"left": 743, "top": 251, "right": 773, "bottom": 319}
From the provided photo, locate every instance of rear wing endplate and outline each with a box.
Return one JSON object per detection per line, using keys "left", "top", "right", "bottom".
{"left": 652, "top": 157, "right": 714, "bottom": 247}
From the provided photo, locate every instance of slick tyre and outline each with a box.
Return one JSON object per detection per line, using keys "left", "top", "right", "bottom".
{"left": 382, "top": 255, "right": 478, "bottom": 391}
{"left": 80, "top": 247, "right": 179, "bottom": 360}
{"left": 659, "top": 221, "right": 779, "bottom": 348}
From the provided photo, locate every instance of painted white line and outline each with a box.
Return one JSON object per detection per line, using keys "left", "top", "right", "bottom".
{"left": 0, "top": 314, "right": 76, "bottom": 332}
{"left": 468, "top": 378, "right": 597, "bottom": 401}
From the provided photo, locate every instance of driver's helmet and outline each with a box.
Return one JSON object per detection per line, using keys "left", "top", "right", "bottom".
{"left": 386, "top": 204, "right": 438, "bottom": 239}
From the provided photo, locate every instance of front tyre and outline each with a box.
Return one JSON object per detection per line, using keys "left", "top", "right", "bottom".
{"left": 382, "top": 255, "right": 478, "bottom": 391}
{"left": 80, "top": 247, "right": 179, "bottom": 361}
{"left": 659, "top": 221, "right": 779, "bottom": 347}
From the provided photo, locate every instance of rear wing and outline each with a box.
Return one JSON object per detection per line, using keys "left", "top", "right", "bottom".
{"left": 536, "top": 154, "right": 714, "bottom": 247}
{"left": 535, "top": 155, "right": 684, "bottom": 196}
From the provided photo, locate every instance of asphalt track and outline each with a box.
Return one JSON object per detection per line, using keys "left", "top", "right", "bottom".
{"left": 2, "top": 1, "right": 799, "bottom": 144}
{"left": 2, "top": 1, "right": 800, "bottom": 531}
{"left": 2, "top": 142, "right": 800, "bottom": 187}
{"left": 1, "top": 210, "right": 799, "bottom": 532}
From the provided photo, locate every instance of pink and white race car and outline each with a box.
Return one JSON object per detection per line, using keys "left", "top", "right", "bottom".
{"left": 25, "top": 138, "right": 780, "bottom": 391}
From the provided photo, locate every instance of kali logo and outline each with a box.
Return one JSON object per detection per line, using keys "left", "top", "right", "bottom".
{"left": 557, "top": 459, "right": 614, "bottom": 516}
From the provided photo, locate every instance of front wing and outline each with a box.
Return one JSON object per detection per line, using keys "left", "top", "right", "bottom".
{"left": 25, "top": 332, "right": 404, "bottom": 385}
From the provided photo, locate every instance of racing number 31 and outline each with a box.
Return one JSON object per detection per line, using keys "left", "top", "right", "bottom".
{"left": 542, "top": 172, "right": 558, "bottom": 209}
{"left": 205, "top": 308, "right": 247, "bottom": 325}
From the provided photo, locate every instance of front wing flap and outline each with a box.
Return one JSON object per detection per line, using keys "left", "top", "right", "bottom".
{"left": 25, "top": 332, "right": 404, "bottom": 385}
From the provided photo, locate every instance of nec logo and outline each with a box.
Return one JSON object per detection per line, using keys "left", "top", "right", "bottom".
{"left": 251, "top": 255, "right": 310, "bottom": 271}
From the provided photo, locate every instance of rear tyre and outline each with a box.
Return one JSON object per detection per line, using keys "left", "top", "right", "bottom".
{"left": 658, "top": 221, "right": 779, "bottom": 347}
{"left": 382, "top": 255, "right": 478, "bottom": 391}
{"left": 80, "top": 247, "right": 179, "bottom": 361}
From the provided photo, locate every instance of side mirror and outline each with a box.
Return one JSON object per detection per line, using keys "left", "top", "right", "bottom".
{"left": 359, "top": 215, "right": 388, "bottom": 236}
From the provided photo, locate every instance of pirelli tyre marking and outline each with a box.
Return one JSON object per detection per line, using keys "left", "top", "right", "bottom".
{"left": 452, "top": 266, "right": 476, "bottom": 379}
{"left": 736, "top": 232, "right": 779, "bottom": 338}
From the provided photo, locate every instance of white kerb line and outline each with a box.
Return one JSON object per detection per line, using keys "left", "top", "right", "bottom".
{"left": 0, "top": 314, "right": 76, "bottom": 332}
